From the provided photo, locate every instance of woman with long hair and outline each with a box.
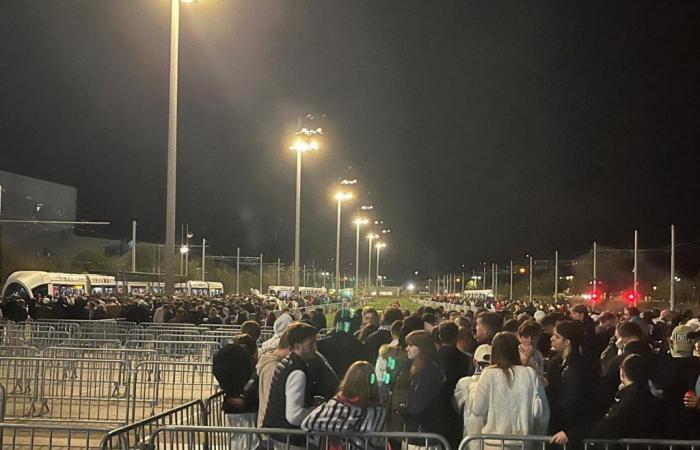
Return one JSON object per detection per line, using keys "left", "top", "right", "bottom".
{"left": 469, "top": 332, "right": 549, "bottom": 439}
{"left": 546, "top": 320, "right": 595, "bottom": 446}
{"left": 302, "top": 361, "right": 386, "bottom": 449}
{"left": 394, "top": 330, "right": 446, "bottom": 449}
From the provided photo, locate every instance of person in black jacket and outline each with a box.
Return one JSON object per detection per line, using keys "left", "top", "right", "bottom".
{"left": 212, "top": 334, "right": 260, "bottom": 448}
{"left": 438, "top": 321, "right": 471, "bottom": 449}
{"left": 317, "top": 309, "right": 367, "bottom": 378}
{"left": 599, "top": 321, "right": 655, "bottom": 411}
{"left": 590, "top": 354, "right": 664, "bottom": 439}
{"left": 547, "top": 320, "right": 595, "bottom": 447}
{"left": 364, "top": 307, "right": 404, "bottom": 362}
{"left": 264, "top": 322, "right": 321, "bottom": 448}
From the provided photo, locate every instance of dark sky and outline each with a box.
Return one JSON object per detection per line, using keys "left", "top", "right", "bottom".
{"left": 2, "top": 1, "right": 700, "bottom": 282}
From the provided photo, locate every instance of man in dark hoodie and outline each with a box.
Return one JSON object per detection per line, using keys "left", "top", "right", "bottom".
{"left": 438, "top": 321, "right": 471, "bottom": 449}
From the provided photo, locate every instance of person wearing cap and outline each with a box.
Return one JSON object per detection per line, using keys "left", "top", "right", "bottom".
{"left": 453, "top": 344, "right": 492, "bottom": 444}
{"left": 651, "top": 324, "right": 700, "bottom": 438}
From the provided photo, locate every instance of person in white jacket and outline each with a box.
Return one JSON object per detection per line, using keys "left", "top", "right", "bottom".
{"left": 468, "top": 332, "right": 549, "bottom": 447}
{"left": 454, "top": 344, "right": 492, "bottom": 445}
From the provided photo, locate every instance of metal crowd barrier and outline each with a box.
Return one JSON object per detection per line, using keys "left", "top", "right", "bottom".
{"left": 130, "top": 361, "right": 217, "bottom": 422}
{"left": 460, "top": 434, "right": 565, "bottom": 450}
{"left": 203, "top": 391, "right": 226, "bottom": 428}
{"left": 0, "top": 357, "right": 129, "bottom": 425}
{"left": 125, "top": 341, "right": 220, "bottom": 362}
{"left": 99, "top": 399, "right": 205, "bottom": 450}
{"left": 0, "top": 383, "right": 6, "bottom": 423}
{"left": 147, "top": 426, "right": 451, "bottom": 450}
{"left": 584, "top": 439, "right": 700, "bottom": 450}
{"left": 0, "top": 346, "right": 40, "bottom": 358}
{"left": 0, "top": 422, "right": 110, "bottom": 450}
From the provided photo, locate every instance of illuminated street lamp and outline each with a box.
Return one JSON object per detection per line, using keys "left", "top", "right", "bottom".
{"left": 334, "top": 191, "right": 353, "bottom": 292}
{"left": 353, "top": 217, "right": 369, "bottom": 292}
{"left": 525, "top": 253, "right": 533, "bottom": 301}
{"left": 376, "top": 242, "right": 387, "bottom": 288}
{"left": 290, "top": 127, "right": 322, "bottom": 297}
{"left": 366, "top": 233, "right": 379, "bottom": 289}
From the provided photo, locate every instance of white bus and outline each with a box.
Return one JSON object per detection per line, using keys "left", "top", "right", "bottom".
{"left": 267, "top": 285, "right": 326, "bottom": 298}
{"left": 3, "top": 271, "right": 92, "bottom": 299}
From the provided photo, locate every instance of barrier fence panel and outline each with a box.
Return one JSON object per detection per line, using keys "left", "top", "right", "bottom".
{"left": 130, "top": 361, "right": 217, "bottom": 422}
{"left": 0, "top": 423, "right": 109, "bottom": 450}
{"left": 148, "top": 426, "right": 452, "bottom": 450}
{"left": 0, "top": 383, "right": 6, "bottom": 422}
{"left": 584, "top": 439, "right": 700, "bottom": 450}
{"left": 38, "top": 358, "right": 130, "bottom": 425}
{"left": 125, "top": 341, "right": 220, "bottom": 362}
{"left": 459, "top": 434, "right": 565, "bottom": 450}
{"left": 0, "top": 357, "right": 41, "bottom": 419}
{"left": 42, "top": 348, "right": 158, "bottom": 370}
{"left": 99, "top": 399, "right": 205, "bottom": 450}
{"left": 0, "top": 346, "right": 40, "bottom": 358}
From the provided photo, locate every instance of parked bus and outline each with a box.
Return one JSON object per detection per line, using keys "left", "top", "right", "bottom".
{"left": 3, "top": 271, "right": 92, "bottom": 299}
{"left": 2, "top": 271, "right": 224, "bottom": 299}
{"left": 267, "top": 285, "right": 326, "bottom": 298}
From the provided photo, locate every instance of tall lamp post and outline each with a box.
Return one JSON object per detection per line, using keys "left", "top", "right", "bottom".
{"left": 334, "top": 192, "right": 353, "bottom": 293}
{"left": 353, "top": 218, "right": 369, "bottom": 293}
{"left": 290, "top": 127, "right": 321, "bottom": 297}
{"left": 375, "top": 242, "right": 386, "bottom": 288}
{"left": 526, "top": 254, "right": 533, "bottom": 302}
{"left": 164, "top": 0, "right": 200, "bottom": 295}
{"left": 367, "top": 233, "right": 378, "bottom": 290}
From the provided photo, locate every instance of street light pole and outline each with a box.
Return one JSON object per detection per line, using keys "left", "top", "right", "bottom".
{"left": 163, "top": 0, "right": 181, "bottom": 296}
{"left": 334, "top": 192, "right": 352, "bottom": 295}
{"left": 528, "top": 254, "right": 533, "bottom": 302}
{"left": 367, "top": 233, "right": 376, "bottom": 290}
{"left": 509, "top": 260, "right": 514, "bottom": 300}
{"left": 670, "top": 224, "right": 675, "bottom": 311}
{"left": 131, "top": 220, "right": 137, "bottom": 273}
{"left": 290, "top": 126, "right": 321, "bottom": 298}
{"left": 353, "top": 218, "right": 368, "bottom": 294}
{"left": 201, "top": 238, "right": 206, "bottom": 281}
{"left": 376, "top": 242, "right": 386, "bottom": 290}
{"left": 633, "top": 229, "right": 638, "bottom": 307}
{"left": 554, "top": 250, "right": 559, "bottom": 301}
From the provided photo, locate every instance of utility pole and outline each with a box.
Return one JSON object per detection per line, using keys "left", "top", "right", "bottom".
{"left": 235, "top": 247, "right": 240, "bottom": 295}
{"left": 131, "top": 220, "right": 137, "bottom": 273}
{"left": 633, "top": 230, "right": 638, "bottom": 307}
{"left": 201, "top": 238, "right": 206, "bottom": 281}
{"left": 670, "top": 225, "right": 675, "bottom": 311}
{"left": 509, "top": 260, "right": 514, "bottom": 300}
{"left": 259, "top": 253, "right": 263, "bottom": 293}
{"left": 554, "top": 250, "right": 559, "bottom": 301}
{"left": 277, "top": 258, "right": 281, "bottom": 286}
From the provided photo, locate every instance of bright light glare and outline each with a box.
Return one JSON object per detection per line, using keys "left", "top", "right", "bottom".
{"left": 353, "top": 217, "right": 369, "bottom": 225}
{"left": 335, "top": 192, "right": 353, "bottom": 201}
{"left": 407, "top": 283, "right": 415, "bottom": 290}
{"left": 375, "top": 242, "right": 386, "bottom": 249}
{"left": 180, "top": 245, "right": 189, "bottom": 254}
{"left": 290, "top": 138, "right": 320, "bottom": 153}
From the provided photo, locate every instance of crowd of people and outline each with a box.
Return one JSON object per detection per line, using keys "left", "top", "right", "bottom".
{"left": 3, "top": 290, "right": 700, "bottom": 448}
{"left": 0, "top": 292, "right": 332, "bottom": 329}
{"left": 212, "top": 299, "right": 700, "bottom": 449}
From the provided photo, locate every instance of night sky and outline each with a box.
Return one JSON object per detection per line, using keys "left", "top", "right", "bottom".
{"left": 2, "top": 1, "right": 700, "bottom": 282}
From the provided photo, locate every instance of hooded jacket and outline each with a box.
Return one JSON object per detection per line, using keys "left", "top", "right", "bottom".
{"left": 589, "top": 383, "right": 664, "bottom": 439}
{"left": 256, "top": 351, "right": 286, "bottom": 427}
{"left": 260, "top": 313, "right": 294, "bottom": 354}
